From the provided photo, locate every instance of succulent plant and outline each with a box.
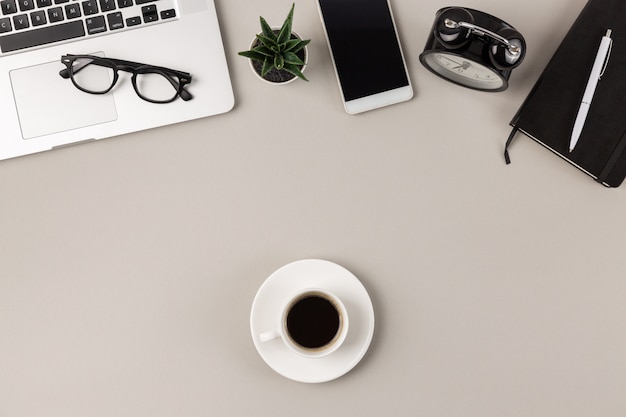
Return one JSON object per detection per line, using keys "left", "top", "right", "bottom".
{"left": 238, "top": 3, "right": 311, "bottom": 81}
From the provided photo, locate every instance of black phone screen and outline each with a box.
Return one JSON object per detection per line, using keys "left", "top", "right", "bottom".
{"left": 318, "top": 0, "right": 409, "bottom": 101}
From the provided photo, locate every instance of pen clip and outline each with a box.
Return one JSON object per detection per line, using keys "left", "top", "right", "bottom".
{"left": 599, "top": 36, "right": 613, "bottom": 79}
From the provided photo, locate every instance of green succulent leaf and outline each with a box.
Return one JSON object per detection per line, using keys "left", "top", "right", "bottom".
{"left": 283, "top": 63, "right": 308, "bottom": 81}
{"left": 283, "top": 39, "right": 304, "bottom": 52}
{"left": 274, "top": 54, "right": 285, "bottom": 70}
{"left": 252, "top": 45, "right": 275, "bottom": 57}
{"left": 256, "top": 34, "right": 278, "bottom": 51}
{"left": 277, "top": 3, "right": 294, "bottom": 44}
{"left": 259, "top": 17, "right": 275, "bottom": 40}
{"left": 237, "top": 50, "right": 267, "bottom": 63}
{"left": 261, "top": 57, "right": 273, "bottom": 77}
{"left": 283, "top": 51, "right": 304, "bottom": 66}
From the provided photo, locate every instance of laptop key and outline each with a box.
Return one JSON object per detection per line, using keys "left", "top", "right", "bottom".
{"left": 85, "top": 14, "right": 105, "bottom": 34}
{"left": 106, "top": 11, "right": 122, "bottom": 29}
{"left": 81, "top": 0, "right": 97, "bottom": 15}
{"left": 30, "top": 10, "right": 46, "bottom": 25}
{"left": 0, "top": 17, "right": 11, "bottom": 32}
{"left": 99, "top": 0, "right": 114, "bottom": 11}
{"left": 1, "top": 0, "right": 17, "bottom": 14}
{"left": 18, "top": 0, "right": 34, "bottom": 11}
{"left": 125, "top": 15, "right": 139, "bottom": 26}
{"left": 0, "top": 20, "right": 85, "bottom": 52}
{"left": 12, "top": 13, "right": 28, "bottom": 29}
{"left": 64, "top": 3, "right": 80, "bottom": 18}
{"left": 160, "top": 8, "right": 174, "bottom": 19}
{"left": 47, "top": 6, "right": 63, "bottom": 22}
{"left": 141, "top": 4, "right": 156, "bottom": 22}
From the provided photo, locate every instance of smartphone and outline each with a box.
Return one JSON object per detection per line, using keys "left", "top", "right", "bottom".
{"left": 317, "top": 0, "right": 413, "bottom": 114}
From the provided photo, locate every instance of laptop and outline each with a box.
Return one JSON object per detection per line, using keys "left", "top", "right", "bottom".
{"left": 0, "top": 0, "right": 234, "bottom": 161}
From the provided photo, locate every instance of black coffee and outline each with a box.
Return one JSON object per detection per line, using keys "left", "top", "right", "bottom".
{"left": 286, "top": 294, "right": 341, "bottom": 350}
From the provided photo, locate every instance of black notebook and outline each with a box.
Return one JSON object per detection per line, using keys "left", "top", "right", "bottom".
{"left": 505, "top": 0, "right": 626, "bottom": 187}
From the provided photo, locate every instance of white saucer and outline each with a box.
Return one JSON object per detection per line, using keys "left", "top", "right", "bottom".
{"left": 250, "top": 259, "right": 375, "bottom": 383}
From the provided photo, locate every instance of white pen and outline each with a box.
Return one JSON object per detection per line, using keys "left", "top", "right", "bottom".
{"left": 569, "top": 29, "right": 613, "bottom": 152}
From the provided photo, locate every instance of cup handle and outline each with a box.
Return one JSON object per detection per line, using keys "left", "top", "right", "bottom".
{"left": 259, "top": 329, "right": 280, "bottom": 342}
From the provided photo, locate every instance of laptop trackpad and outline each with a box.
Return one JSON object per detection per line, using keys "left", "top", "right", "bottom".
{"left": 10, "top": 60, "right": 118, "bottom": 139}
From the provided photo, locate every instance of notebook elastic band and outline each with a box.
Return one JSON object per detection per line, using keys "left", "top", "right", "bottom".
{"left": 504, "top": 126, "right": 518, "bottom": 165}
{"left": 597, "top": 128, "right": 626, "bottom": 184}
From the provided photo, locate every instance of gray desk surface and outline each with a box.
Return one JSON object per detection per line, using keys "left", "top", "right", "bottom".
{"left": 2, "top": 0, "right": 626, "bottom": 416}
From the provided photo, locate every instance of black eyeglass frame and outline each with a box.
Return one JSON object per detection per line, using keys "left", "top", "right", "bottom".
{"left": 60, "top": 54, "right": 193, "bottom": 103}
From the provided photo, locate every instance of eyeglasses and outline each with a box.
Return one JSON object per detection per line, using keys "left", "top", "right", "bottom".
{"left": 59, "top": 54, "right": 193, "bottom": 104}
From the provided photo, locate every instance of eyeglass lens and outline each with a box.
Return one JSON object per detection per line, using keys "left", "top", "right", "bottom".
{"left": 135, "top": 70, "right": 182, "bottom": 102}
{"left": 71, "top": 57, "right": 114, "bottom": 94}
{"left": 70, "top": 57, "right": 183, "bottom": 102}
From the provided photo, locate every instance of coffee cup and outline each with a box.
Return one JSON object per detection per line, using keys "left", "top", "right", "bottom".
{"left": 259, "top": 288, "right": 349, "bottom": 358}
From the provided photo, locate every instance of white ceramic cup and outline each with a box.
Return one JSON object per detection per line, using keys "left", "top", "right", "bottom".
{"left": 259, "top": 288, "right": 349, "bottom": 358}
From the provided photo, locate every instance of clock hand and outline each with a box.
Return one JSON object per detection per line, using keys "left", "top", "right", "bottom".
{"left": 440, "top": 55, "right": 463, "bottom": 66}
{"left": 452, "top": 62, "right": 471, "bottom": 70}
{"left": 452, "top": 61, "right": 471, "bottom": 70}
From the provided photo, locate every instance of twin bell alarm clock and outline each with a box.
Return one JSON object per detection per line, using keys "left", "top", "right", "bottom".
{"left": 420, "top": 7, "right": 526, "bottom": 92}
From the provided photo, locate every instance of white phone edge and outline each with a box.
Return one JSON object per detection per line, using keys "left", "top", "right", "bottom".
{"left": 315, "top": 0, "right": 413, "bottom": 115}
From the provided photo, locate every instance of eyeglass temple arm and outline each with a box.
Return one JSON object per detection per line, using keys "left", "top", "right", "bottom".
{"left": 59, "top": 55, "right": 93, "bottom": 78}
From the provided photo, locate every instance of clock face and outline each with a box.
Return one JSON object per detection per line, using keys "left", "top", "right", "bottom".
{"left": 421, "top": 52, "right": 505, "bottom": 90}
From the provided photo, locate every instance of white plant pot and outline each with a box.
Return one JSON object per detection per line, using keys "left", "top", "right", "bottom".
{"left": 247, "top": 29, "right": 308, "bottom": 85}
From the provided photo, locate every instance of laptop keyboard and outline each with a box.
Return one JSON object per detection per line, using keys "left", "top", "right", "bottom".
{"left": 0, "top": 0, "right": 178, "bottom": 54}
